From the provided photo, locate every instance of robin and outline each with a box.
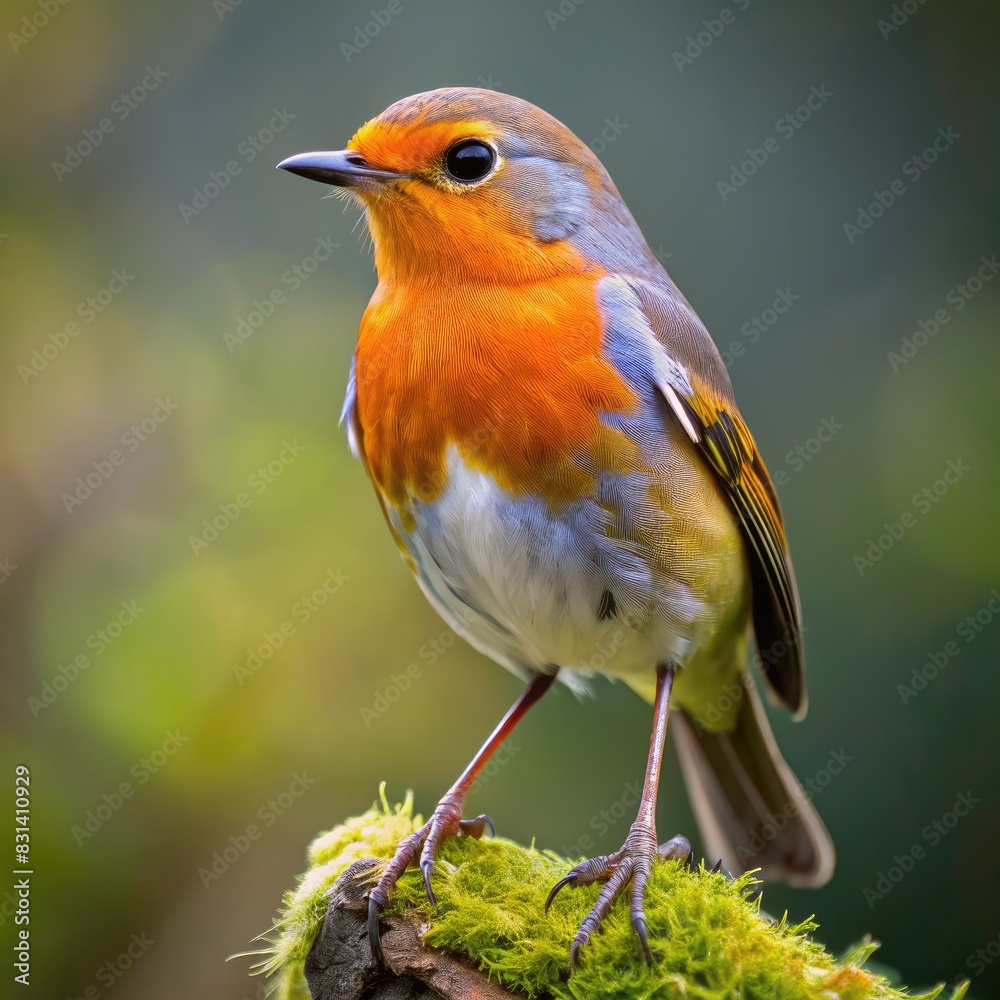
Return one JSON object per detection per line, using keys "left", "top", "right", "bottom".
{"left": 278, "top": 87, "right": 834, "bottom": 969}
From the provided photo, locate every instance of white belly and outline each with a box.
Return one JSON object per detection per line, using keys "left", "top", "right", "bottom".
{"left": 392, "top": 447, "right": 731, "bottom": 690}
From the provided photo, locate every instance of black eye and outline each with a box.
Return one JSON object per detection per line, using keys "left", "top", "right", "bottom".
{"left": 444, "top": 139, "right": 496, "bottom": 182}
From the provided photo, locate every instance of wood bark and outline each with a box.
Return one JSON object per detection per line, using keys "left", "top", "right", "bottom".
{"left": 305, "top": 865, "right": 533, "bottom": 1000}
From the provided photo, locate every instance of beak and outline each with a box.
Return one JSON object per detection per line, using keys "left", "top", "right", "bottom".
{"left": 276, "top": 150, "right": 405, "bottom": 187}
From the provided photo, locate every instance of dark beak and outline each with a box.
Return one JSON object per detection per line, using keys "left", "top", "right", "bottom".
{"left": 276, "top": 150, "right": 405, "bottom": 187}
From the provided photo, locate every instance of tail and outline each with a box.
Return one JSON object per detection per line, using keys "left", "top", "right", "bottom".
{"left": 672, "top": 673, "right": 835, "bottom": 886}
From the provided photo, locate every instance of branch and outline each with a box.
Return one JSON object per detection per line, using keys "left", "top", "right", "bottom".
{"left": 255, "top": 787, "right": 969, "bottom": 1000}
{"left": 305, "top": 886, "right": 522, "bottom": 999}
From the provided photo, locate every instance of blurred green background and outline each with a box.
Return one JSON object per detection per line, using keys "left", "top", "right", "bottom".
{"left": 2, "top": 1, "right": 998, "bottom": 997}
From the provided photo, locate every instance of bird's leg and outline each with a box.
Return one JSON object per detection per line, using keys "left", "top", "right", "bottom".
{"left": 367, "top": 670, "right": 555, "bottom": 967}
{"left": 546, "top": 663, "right": 691, "bottom": 970}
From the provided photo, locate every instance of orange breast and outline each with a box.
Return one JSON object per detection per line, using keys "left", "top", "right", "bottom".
{"left": 354, "top": 269, "right": 641, "bottom": 510}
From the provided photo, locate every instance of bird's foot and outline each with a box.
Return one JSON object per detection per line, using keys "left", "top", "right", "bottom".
{"left": 366, "top": 792, "right": 493, "bottom": 968}
{"left": 546, "top": 827, "right": 691, "bottom": 970}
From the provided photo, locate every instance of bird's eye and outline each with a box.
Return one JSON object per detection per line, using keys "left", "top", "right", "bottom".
{"left": 444, "top": 139, "right": 496, "bottom": 182}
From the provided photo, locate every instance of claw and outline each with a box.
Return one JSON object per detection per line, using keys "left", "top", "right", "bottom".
{"left": 367, "top": 894, "right": 386, "bottom": 969}
{"left": 458, "top": 813, "right": 495, "bottom": 839}
{"left": 545, "top": 851, "right": 620, "bottom": 915}
{"left": 633, "top": 915, "right": 652, "bottom": 966}
{"left": 549, "top": 826, "right": 693, "bottom": 970}
{"left": 658, "top": 835, "right": 692, "bottom": 863}
{"left": 421, "top": 859, "right": 437, "bottom": 905}
{"left": 545, "top": 873, "right": 577, "bottom": 913}
{"left": 359, "top": 674, "right": 556, "bottom": 968}
{"left": 364, "top": 799, "right": 498, "bottom": 964}
{"left": 556, "top": 843, "right": 640, "bottom": 968}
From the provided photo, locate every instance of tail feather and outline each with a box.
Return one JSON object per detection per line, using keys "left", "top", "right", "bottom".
{"left": 672, "top": 674, "right": 834, "bottom": 887}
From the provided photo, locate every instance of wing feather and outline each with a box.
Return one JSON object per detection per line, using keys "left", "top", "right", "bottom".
{"left": 633, "top": 278, "right": 806, "bottom": 717}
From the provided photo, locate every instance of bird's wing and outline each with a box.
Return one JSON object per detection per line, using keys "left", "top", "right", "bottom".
{"left": 624, "top": 276, "right": 806, "bottom": 718}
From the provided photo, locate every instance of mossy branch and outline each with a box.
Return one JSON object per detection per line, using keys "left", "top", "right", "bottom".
{"left": 252, "top": 786, "right": 968, "bottom": 1000}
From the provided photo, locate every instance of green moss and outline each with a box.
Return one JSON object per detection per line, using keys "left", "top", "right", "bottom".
{"left": 256, "top": 786, "right": 968, "bottom": 1000}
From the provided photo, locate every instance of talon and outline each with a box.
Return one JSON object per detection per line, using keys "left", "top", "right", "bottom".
{"left": 707, "top": 857, "right": 736, "bottom": 880}
{"left": 421, "top": 859, "right": 437, "bottom": 905}
{"left": 658, "top": 834, "right": 692, "bottom": 863}
{"left": 365, "top": 796, "right": 491, "bottom": 937}
{"left": 357, "top": 675, "right": 556, "bottom": 965}
{"left": 459, "top": 813, "right": 494, "bottom": 839}
{"left": 553, "top": 825, "right": 690, "bottom": 971}
{"left": 633, "top": 915, "right": 652, "bottom": 965}
{"left": 367, "top": 894, "right": 386, "bottom": 969}
{"left": 545, "top": 873, "right": 577, "bottom": 913}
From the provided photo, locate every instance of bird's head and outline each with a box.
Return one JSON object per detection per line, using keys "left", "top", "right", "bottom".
{"left": 278, "top": 87, "right": 655, "bottom": 283}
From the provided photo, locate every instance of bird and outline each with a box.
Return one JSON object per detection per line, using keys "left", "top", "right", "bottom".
{"left": 278, "top": 87, "right": 834, "bottom": 970}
